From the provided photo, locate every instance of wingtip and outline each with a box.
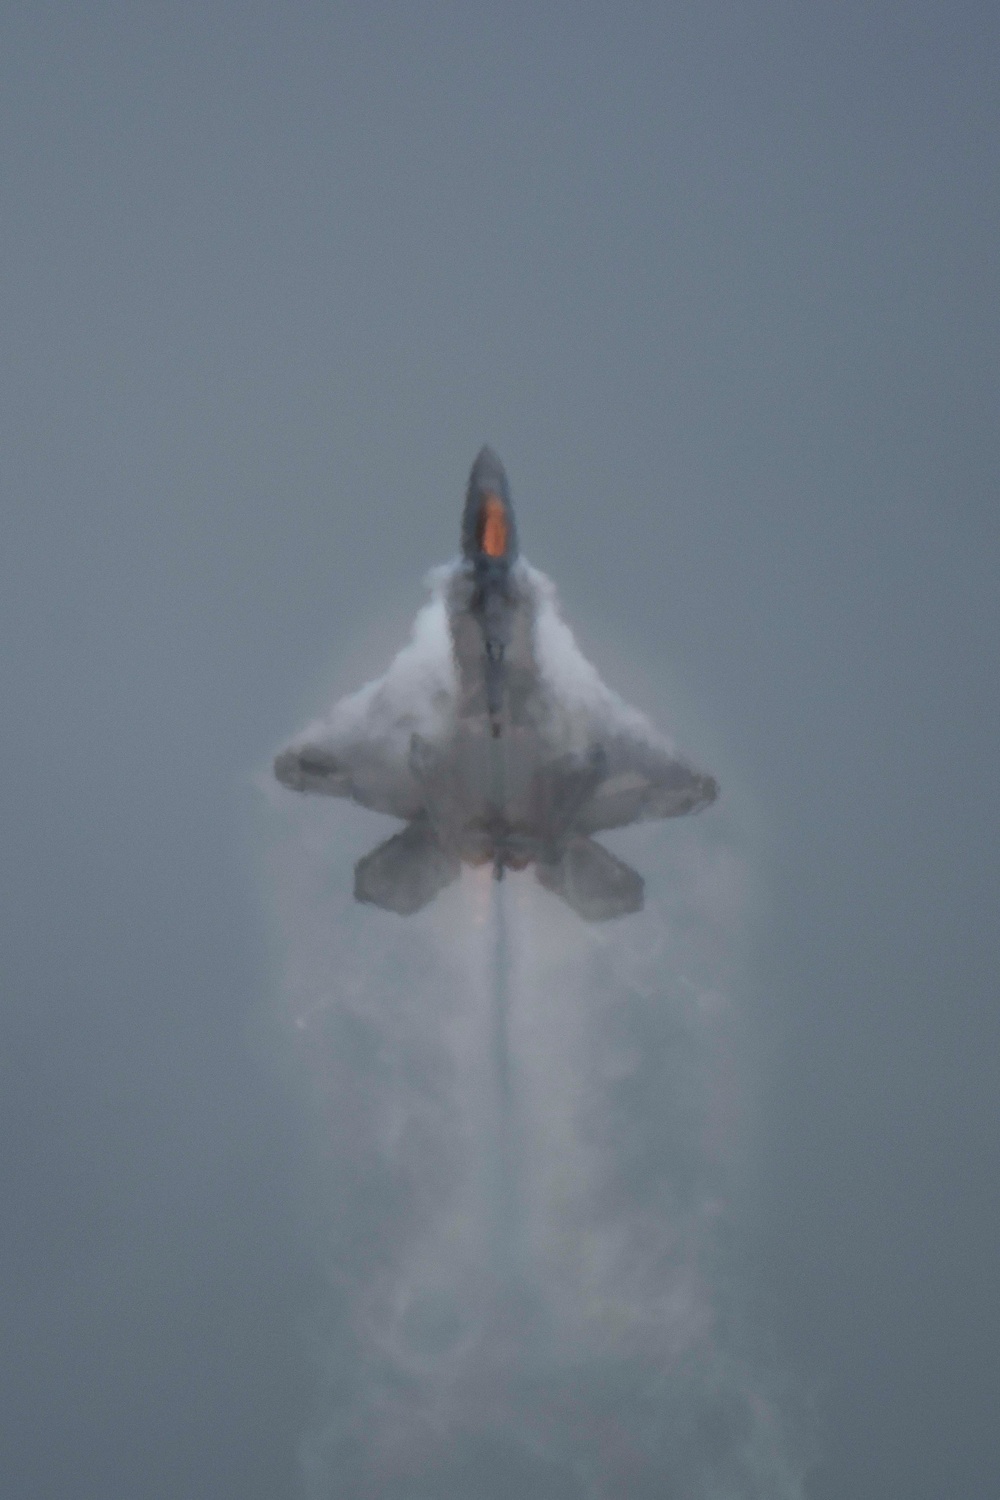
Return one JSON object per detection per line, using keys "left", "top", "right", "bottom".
{"left": 273, "top": 749, "right": 301, "bottom": 789}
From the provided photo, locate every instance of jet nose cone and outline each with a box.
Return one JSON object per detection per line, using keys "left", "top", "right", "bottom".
{"left": 468, "top": 445, "right": 510, "bottom": 502}
{"left": 462, "top": 446, "right": 518, "bottom": 561}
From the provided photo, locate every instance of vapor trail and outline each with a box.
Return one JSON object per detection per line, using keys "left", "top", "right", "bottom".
{"left": 265, "top": 803, "right": 804, "bottom": 1500}
{"left": 264, "top": 471, "right": 804, "bottom": 1493}
{"left": 487, "top": 877, "right": 518, "bottom": 1278}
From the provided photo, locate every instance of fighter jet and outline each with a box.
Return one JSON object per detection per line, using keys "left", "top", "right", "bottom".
{"left": 274, "top": 448, "right": 718, "bottom": 920}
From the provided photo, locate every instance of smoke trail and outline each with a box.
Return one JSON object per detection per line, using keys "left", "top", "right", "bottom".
{"left": 262, "top": 615, "right": 805, "bottom": 1500}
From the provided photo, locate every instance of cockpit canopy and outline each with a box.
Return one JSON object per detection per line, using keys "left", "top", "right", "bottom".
{"left": 461, "top": 445, "right": 518, "bottom": 563}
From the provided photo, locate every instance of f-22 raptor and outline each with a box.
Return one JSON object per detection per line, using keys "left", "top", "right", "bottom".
{"left": 275, "top": 448, "right": 718, "bottom": 920}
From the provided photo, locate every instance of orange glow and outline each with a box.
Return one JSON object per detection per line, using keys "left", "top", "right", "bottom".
{"left": 478, "top": 494, "right": 508, "bottom": 558}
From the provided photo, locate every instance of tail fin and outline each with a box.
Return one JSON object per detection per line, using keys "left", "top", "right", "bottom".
{"left": 354, "top": 819, "right": 460, "bottom": 916}
{"left": 535, "top": 837, "right": 644, "bottom": 921}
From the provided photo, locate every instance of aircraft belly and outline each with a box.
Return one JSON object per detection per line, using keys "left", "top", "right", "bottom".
{"left": 448, "top": 576, "right": 543, "bottom": 730}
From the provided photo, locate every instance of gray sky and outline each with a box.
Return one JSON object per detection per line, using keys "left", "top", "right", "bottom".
{"left": 1, "top": 4, "right": 997, "bottom": 1497}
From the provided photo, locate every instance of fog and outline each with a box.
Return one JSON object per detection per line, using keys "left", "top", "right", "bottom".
{"left": 2, "top": 4, "right": 997, "bottom": 1498}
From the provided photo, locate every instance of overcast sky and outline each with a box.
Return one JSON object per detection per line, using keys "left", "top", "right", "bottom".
{"left": 1, "top": 4, "right": 997, "bottom": 1498}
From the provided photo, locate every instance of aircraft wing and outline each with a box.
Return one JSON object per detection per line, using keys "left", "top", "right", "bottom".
{"left": 273, "top": 733, "right": 424, "bottom": 820}
{"left": 274, "top": 591, "right": 457, "bottom": 821}
{"left": 526, "top": 563, "right": 717, "bottom": 836}
{"left": 575, "top": 728, "right": 718, "bottom": 835}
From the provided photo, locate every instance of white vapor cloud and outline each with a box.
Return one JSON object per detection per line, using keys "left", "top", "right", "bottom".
{"left": 262, "top": 570, "right": 805, "bottom": 1499}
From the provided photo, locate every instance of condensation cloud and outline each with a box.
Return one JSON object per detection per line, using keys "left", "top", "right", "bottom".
{"left": 263, "top": 576, "right": 804, "bottom": 1500}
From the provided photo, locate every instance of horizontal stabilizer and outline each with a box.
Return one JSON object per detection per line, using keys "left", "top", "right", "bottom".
{"left": 535, "top": 836, "right": 644, "bottom": 921}
{"left": 354, "top": 819, "right": 460, "bottom": 916}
